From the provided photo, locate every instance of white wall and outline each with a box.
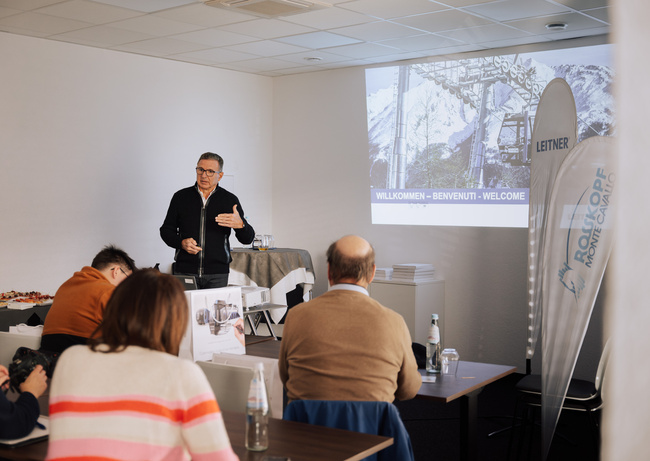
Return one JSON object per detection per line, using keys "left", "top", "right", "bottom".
{"left": 0, "top": 32, "right": 273, "bottom": 294}
{"left": 272, "top": 64, "right": 604, "bottom": 377}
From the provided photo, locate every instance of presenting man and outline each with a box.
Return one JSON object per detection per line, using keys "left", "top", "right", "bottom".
{"left": 279, "top": 235, "right": 422, "bottom": 402}
{"left": 160, "top": 152, "right": 255, "bottom": 289}
{"left": 41, "top": 245, "right": 136, "bottom": 354}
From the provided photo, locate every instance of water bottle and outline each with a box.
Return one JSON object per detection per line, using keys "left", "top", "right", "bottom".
{"left": 245, "top": 363, "right": 269, "bottom": 451}
{"left": 426, "top": 314, "right": 442, "bottom": 374}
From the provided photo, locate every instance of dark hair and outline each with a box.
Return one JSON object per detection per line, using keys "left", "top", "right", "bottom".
{"left": 198, "top": 152, "right": 223, "bottom": 172}
{"left": 89, "top": 269, "right": 188, "bottom": 355}
{"left": 91, "top": 245, "right": 136, "bottom": 272}
{"left": 326, "top": 238, "right": 375, "bottom": 284}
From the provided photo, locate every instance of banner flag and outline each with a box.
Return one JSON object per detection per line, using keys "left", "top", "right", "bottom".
{"left": 540, "top": 136, "right": 616, "bottom": 459}
{"left": 527, "top": 78, "right": 578, "bottom": 362}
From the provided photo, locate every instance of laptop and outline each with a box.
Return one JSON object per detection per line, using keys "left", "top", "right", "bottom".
{"left": 173, "top": 275, "right": 198, "bottom": 291}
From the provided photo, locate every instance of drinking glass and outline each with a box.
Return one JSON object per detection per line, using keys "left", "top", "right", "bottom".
{"left": 441, "top": 348, "right": 460, "bottom": 376}
{"left": 259, "top": 235, "right": 269, "bottom": 251}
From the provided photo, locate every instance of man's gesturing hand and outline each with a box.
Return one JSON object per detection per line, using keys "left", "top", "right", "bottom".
{"left": 216, "top": 204, "right": 244, "bottom": 229}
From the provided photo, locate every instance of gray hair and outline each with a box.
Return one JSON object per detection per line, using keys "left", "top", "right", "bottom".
{"left": 198, "top": 152, "right": 223, "bottom": 171}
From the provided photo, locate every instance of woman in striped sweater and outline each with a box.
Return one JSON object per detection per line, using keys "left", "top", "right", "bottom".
{"left": 46, "top": 269, "right": 239, "bottom": 461}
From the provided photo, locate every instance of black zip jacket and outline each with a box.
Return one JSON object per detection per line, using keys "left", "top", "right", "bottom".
{"left": 160, "top": 183, "right": 255, "bottom": 275}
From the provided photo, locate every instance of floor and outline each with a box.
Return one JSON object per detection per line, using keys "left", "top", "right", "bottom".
{"left": 395, "top": 372, "right": 601, "bottom": 461}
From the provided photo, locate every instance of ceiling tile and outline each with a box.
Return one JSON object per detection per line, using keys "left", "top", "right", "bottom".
{"left": 281, "top": 5, "right": 374, "bottom": 29}
{"left": 431, "top": 0, "right": 502, "bottom": 7}
{"left": 217, "top": 18, "right": 316, "bottom": 39}
{"left": 224, "top": 39, "right": 308, "bottom": 57}
{"left": 173, "top": 46, "right": 258, "bottom": 63}
{"left": 506, "top": 11, "right": 607, "bottom": 34}
{"left": 339, "top": 0, "right": 448, "bottom": 19}
{"left": 111, "top": 36, "right": 209, "bottom": 56}
{"left": 392, "top": 9, "right": 494, "bottom": 33}
{"left": 276, "top": 30, "right": 362, "bottom": 49}
{"left": 465, "top": 0, "right": 570, "bottom": 22}
{"left": 89, "top": 0, "right": 197, "bottom": 13}
{"left": 223, "top": 56, "right": 305, "bottom": 72}
{"left": 325, "top": 42, "right": 406, "bottom": 59}
{"left": 379, "top": 33, "right": 464, "bottom": 52}
{"left": 154, "top": 3, "right": 253, "bottom": 27}
{"left": 0, "top": 0, "right": 67, "bottom": 10}
{"left": 0, "top": 11, "right": 91, "bottom": 35}
{"left": 37, "top": 0, "right": 142, "bottom": 24}
{"left": 273, "top": 48, "right": 357, "bottom": 64}
{"left": 51, "top": 24, "right": 154, "bottom": 46}
{"left": 108, "top": 14, "right": 204, "bottom": 36}
{"left": 333, "top": 20, "right": 423, "bottom": 42}
{"left": 550, "top": 0, "right": 608, "bottom": 10}
{"left": 172, "top": 27, "right": 257, "bottom": 46}
{"left": 437, "top": 23, "right": 531, "bottom": 44}
{"left": 478, "top": 34, "right": 552, "bottom": 49}
{"left": 581, "top": 7, "right": 609, "bottom": 24}
{"left": 0, "top": 6, "right": 20, "bottom": 18}
{"left": 539, "top": 25, "right": 609, "bottom": 40}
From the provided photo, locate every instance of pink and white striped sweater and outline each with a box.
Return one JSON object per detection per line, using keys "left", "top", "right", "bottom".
{"left": 46, "top": 345, "right": 239, "bottom": 461}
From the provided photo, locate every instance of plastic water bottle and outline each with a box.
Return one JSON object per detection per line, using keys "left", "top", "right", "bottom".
{"left": 245, "top": 363, "right": 269, "bottom": 451}
{"left": 426, "top": 314, "right": 442, "bottom": 374}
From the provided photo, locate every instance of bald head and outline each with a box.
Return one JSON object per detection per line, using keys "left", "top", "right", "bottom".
{"left": 326, "top": 235, "right": 376, "bottom": 287}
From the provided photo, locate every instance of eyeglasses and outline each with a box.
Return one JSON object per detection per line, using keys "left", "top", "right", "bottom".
{"left": 117, "top": 267, "right": 129, "bottom": 277}
{"left": 196, "top": 167, "right": 221, "bottom": 177}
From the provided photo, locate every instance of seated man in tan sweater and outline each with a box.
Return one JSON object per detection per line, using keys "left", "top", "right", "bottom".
{"left": 279, "top": 235, "right": 421, "bottom": 402}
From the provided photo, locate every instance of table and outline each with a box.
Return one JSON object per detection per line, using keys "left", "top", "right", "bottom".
{"left": 0, "top": 411, "right": 392, "bottom": 461}
{"left": 243, "top": 303, "right": 287, "bottom": 340}
{"left": 0, "top": 304, "right": 51, "bottom": 332}
{"left": 246, "top": 336, "right": 282, "bottom": 359}
{"left": 241, "top": 340, "right": 516, "bottom": 461}
{"left": 229, "top": 248, "right": 315, "bottom": 323}
{"left": 417, "top": 361, "right": 517, "bottom": 461}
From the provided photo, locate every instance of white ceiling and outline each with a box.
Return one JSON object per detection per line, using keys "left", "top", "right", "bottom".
{"left": 0, "top": 0, "right": 609, "bottom": 76}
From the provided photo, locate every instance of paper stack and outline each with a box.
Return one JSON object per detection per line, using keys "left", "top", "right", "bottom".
{"left": 392, "top": 263, "right": 436, "bottom": 283}
{"left": 374, "top": 267, "right": 393, "bottom": 281}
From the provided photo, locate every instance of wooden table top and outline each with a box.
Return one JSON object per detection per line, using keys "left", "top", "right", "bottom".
{"left": 0, "top": 410, "right": 392, "bottom": 461}
{"left": 417, "top": 360, "right": 517, "bottom": 402}
{"left": 245, "top": 337, "right": 282, "bottom": 359}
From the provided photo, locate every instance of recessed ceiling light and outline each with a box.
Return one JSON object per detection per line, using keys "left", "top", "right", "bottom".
{"left": 545, "top": 22, "right": 568, "bottom": 31}
{"left": 304, "top": 57, "right": 323, "bottom": 62}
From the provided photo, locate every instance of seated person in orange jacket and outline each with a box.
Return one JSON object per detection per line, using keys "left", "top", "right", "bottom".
{"left": 40, "top": 245, "right": 136, "bottom": 354}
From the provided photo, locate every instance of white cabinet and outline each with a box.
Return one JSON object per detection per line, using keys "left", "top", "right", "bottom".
{"left": 368, "top": 279, "right": 445, "bottom": 345}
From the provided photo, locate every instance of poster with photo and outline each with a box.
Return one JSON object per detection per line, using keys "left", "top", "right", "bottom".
{"left": 181, "top": 286, "right": 245, "bottom": 361}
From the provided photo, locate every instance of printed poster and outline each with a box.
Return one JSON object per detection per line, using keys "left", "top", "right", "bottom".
{"left": 180, "top": 286, "right": 245, "bottom": 361}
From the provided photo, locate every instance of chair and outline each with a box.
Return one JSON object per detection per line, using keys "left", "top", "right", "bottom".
{"left": 196, "top": 361, "right": 253, "bottom": 414}
{"left": 508, "top": 340, "right": 611, "bottom": 460}
{"left": 0, "top": 331, "right": 42, "bottom": 367}
{"left": 283, "top": 400, "right": 414, "bottom": 461}
{"left": 210, "top": 352, "right": 284, "bottom": 418}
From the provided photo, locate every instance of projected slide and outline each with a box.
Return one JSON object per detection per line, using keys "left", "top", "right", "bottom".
{"left": 366, "top": 44, "right": 614, "bottom": 227}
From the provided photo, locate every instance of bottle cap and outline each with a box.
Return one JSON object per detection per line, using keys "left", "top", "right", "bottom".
{"left": 431, "top": 313, "right": 439, "bottom": 320}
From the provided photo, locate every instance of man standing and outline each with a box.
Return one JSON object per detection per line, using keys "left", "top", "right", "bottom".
{"left": 41, "top": 245, "right": 136, "bottom": 354}
{"left": 279, "top": 235, "right": 422, "bottom": 402}
{"left": 160, "top": 152, "right": 255, "bottom": 289}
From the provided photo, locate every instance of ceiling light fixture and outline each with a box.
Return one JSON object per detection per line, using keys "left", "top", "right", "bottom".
{"left": 545, "top": 22, "right": 568, "bottom": 31}
{"left": 203, "top": 0, "right": 331, "bottom": 18}
{"left": 304, "top": 57, "right": 323, "bottom": 62}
